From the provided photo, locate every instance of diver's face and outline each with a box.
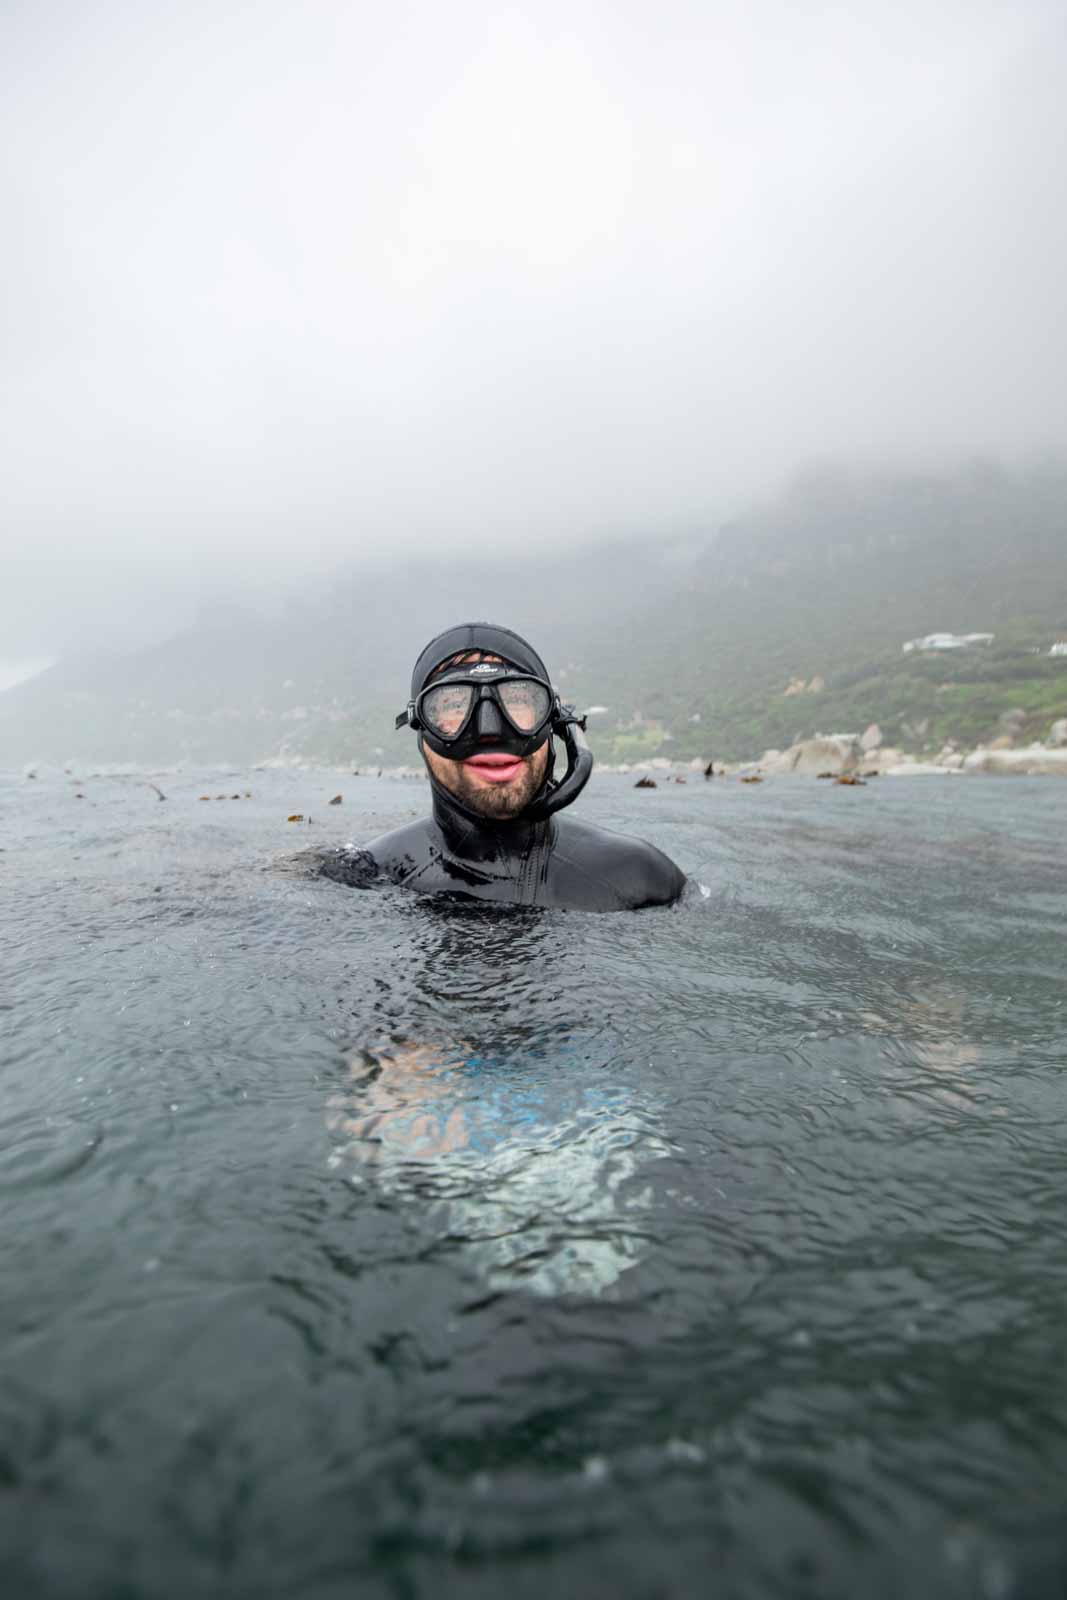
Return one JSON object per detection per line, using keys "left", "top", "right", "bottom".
{"left": 421, "top": 652, "right": 551, "bottom": 820}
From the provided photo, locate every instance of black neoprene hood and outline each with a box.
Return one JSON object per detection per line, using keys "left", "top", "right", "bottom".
{"left": 410, "top": 622, "right": 550, "bottom": 698}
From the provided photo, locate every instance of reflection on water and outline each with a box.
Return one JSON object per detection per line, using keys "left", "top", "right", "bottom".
{"left": 325, "top": 899, "right": 674, "bottom": 1297}
{"left": 861, "top": 982, "right": 985, "bottom": 1112}
{"left": 326, "top": 1034, "right": 673, "bottom": 1296}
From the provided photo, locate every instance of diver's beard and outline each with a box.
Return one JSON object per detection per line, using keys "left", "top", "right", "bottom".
{"left": 423, "top": 737, "right": 550, "bottom": 821}
{"left": 446, "top": 756, "right": 544, "bottom": 820}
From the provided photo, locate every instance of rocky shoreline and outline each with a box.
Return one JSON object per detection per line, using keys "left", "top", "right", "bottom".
{"left": 251, "top": 720, "right": 1067, "bottom": 780}
{"left": 606, "top": 718, "right": 1067, "bottom": 780}
{"left": 31, "top": 715, "right": 1065, "bottom": 784}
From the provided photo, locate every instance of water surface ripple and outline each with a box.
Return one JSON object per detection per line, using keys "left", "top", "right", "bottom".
{"left": 2, "top": 767, "right": 1066, "bottom": 1598}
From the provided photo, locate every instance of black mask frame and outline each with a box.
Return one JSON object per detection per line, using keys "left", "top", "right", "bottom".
{"left": 396, "top": 664, "right": 556, "bottom": 762}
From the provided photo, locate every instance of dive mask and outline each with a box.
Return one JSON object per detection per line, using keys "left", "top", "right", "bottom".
{"left": 396, "top": 663, "right": 554, "bottom": 761}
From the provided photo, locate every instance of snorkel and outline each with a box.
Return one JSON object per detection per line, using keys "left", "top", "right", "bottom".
{"left": 398, "top": 622, "right": 594, "bottom": 821}
{"left": 523, "top": 704, "right": 593, "bottom": 821}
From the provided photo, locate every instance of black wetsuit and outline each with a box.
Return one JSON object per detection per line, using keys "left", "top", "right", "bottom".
{"left": 320, "top": 779, "right": 686, "bottom": 912}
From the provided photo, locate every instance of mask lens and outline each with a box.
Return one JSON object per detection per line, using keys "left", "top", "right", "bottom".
{"left": 421, "top": 682, "right": 475, "bottom": 736}
{"left": 498, "top": 679, "right": 551, "bottom": 732}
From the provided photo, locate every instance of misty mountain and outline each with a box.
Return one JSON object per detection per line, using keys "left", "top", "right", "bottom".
{"left": 572, "top": 459, "right": 1067, "bottom": 760}
{"left": 0, "top": 539, "right": 691, "bottom": 766}
{"left": 4, "top": 463, "right": 1067, "bottom": 768}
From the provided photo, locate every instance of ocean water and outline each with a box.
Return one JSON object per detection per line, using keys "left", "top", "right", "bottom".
{"left": 2, "top": 764, "right": 1067, "bottom": 1599}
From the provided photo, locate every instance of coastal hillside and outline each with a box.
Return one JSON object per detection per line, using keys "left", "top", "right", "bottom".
{"left": 570, "top": 461, "right": 1067, "bottom": 763}
{"left": 0, "top": 541, "right": 689, "bottom": 766}
{"left": 3, "top": 463, "right": 1066, "bottom": 767}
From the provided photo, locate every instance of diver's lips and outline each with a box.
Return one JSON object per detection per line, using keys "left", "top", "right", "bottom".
{"left": 464, "top": 753, "right": 525, "bottom": 783}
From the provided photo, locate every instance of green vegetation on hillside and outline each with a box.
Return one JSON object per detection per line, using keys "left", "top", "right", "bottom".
{"left": 568, "top": 463, "right": 1067, "bottom": 762}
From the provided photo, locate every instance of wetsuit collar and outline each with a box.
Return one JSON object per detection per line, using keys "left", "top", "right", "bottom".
{"left": 425, "top": 755, "right": 554, "bottom": 864}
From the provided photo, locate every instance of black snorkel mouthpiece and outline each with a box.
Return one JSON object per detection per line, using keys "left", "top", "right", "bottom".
{"left": 397, "top": 621, "right": 594, "bottom": 818}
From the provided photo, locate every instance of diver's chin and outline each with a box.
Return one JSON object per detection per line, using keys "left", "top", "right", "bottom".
{"left": 423, "top": 736, "right": 549, "bottom": 820}
{"left": 453, "top": 752, "right": 540, "bottom": 819}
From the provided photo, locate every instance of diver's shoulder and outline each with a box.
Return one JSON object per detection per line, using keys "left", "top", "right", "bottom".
{"left": 362, "top": 817, "right": 437, "bottom": 881}
{"left": 551, "top": 815, "right": 686, "bottom": 907}
{"left": 321, "top": 817, "right": 434, "bottom": 888}
{"left": 362, "top": 817, "right": 431, "bottom": 858}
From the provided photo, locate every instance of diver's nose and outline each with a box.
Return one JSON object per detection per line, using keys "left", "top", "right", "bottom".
{"left": 474, "top": 695, "right": 505, "bottom": 740}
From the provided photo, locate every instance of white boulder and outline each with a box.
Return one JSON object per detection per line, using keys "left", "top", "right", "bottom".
{"left": 859, "top": 746, "right": 905, "bottom": 773}
{"left": 885, "top": 762, "right": 963, "bottom": 777}
{"left": 766, "top": 735, "right": 859, "bottom": 775}
{"left": 963, "top": 744, "right": 1067, "bottom": 776}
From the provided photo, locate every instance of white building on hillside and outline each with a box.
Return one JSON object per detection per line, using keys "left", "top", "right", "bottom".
{"left": 902, "top": 632, "right": 994, "bottom": 654}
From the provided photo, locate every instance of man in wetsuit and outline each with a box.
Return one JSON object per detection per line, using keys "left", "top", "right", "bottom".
{"left": 322, "top": 622, "right": 686, "bottom": 911}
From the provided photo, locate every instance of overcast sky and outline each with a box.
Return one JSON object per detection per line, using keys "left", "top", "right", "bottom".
{"left": 4, "top": 0, "right": 1066, "bottom": 665}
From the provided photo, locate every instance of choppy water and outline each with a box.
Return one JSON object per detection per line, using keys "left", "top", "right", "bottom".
{"left": 3, "top": 764, "right": 1067, "bottom": 1599}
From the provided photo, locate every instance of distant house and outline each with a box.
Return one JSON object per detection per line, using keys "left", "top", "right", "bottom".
{"left": 1050, "top": 642, "right": 1067, "bottom": 657}
{"left": 902, "top": 632, "right": 994, "bottom": 654}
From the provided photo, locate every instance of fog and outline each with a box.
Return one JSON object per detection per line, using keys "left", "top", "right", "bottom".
{"left": 4, "top": 0, "right": 1066, "bottom": 663}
